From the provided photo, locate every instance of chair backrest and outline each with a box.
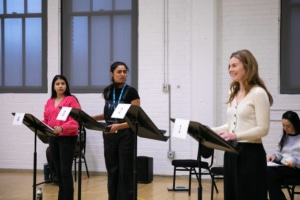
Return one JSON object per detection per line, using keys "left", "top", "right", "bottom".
{"left": 75, "top": 126, "right": 87, "bottom": 154}
{"left": 198, "top": 144, "right": 214, "bottom": 167}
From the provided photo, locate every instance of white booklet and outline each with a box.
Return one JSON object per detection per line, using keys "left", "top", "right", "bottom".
{"left": 267, "top": 162, "right": 283, "bottom": 167}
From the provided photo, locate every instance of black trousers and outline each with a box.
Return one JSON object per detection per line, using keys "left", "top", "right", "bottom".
{"left": 267, "top": 166, "right": 300, "bottom": 200}
{"left": 49, "top": 136, "right": 77, "bottom": 200}
{"left": 224, "top": 143, "right": 267, "bottom": 200}
{"left": 46, "top": 146, "right": 56, "bottom": 180}
{"left": 103, "top": 129, "right": 134, "bottom": 200}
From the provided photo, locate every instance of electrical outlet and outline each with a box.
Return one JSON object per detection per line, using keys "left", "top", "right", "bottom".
{"left": 163, "top": 84, "right": 169, "bottom": 92}
{"left": 168, "top": 151, "right": 175, "bottom": 158}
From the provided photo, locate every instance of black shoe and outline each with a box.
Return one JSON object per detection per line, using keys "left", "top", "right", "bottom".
{"left": 50, "top": 175, "right": 58, "bottom": 185}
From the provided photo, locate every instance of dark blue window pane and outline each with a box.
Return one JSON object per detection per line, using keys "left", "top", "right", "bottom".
{"left": 4, "top": 19, "right": 22, "bottom": 86}
{"left": 93, "top": 0, "right": 112, "bottom": 11}
{"left": 91, "top": 16, "right": 110, "bottom": 86}
{"left": 7, "top": 0, "right": 24, "bottom": 14}
{"left": 113, "top": 15, "right": 132, "bottom": 83}
{"left": 25, "top": 18, "right": 42, "bottom": 86}
{"left": 115, "top": 0, "right": 131, "bottom": 10}
{"left": 0, "top": 0, "right": 3, "bottom": 14}
{"left": 70, "top": 17, "right": 89, "bottom": 86}
{"left": 28, "top": 0, "right": 41, "bottom": 13}
{"left": 72, "top": 0, "right": 90, "bottom": 12}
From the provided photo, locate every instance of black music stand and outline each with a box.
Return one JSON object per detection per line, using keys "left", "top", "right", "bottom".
{"left": 67, "top": 108, "right": 107, "bottom": 200}
{"left": 12, "top": 113, "right": 57, "bottom": 200}
{"left": 170, "top": 118, "right": 238, "bottom": 200}
{"left": 35, "top": 133, "right": 54, "bottom": 186}
{"left": 124, "top": 105, "right": 169, "bottom": 200}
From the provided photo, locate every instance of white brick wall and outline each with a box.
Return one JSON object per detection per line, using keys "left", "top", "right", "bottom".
{"left": 1, "top": 0, "right": 299, "bottom": 176}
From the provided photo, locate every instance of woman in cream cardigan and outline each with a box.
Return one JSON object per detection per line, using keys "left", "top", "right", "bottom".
{"left": 212, "top": 49, "right": 273, "bottom": 200}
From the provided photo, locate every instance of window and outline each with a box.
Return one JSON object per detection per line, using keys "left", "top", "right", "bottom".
{"left": 280, "top": 0, "right": 300, "bottom": 94}
{"left": 0, "top": 0, "right": 47, "bottom": 93}
{"left": 62, "top": 0, "right": 138, "bottom": 93}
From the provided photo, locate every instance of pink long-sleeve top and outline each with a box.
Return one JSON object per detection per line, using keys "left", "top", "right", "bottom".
{"left": 43, "top": 95, "right": 81, "bottom": 136}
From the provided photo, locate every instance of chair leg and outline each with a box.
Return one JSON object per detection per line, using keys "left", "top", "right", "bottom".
{"left": 168, "top": 166, "right": 192, "bottom": 193}
{"left": 212, "top": 178, "right": 218, "bottom": 193}
{"left": 209, "top": 171, "right": 219, "bottom": 200}
{"left": 211, "top": 176, "right": 214, "bottom": 200}
{"left": 285, "top": 184, "right": 293, "bottom": 200}
{"left": 188, "top": 168, "right": 192, "bottom": 196}
{"left": 83, "top": 156, "right": 89, "bottom": 178}
{"left": 172, "top": 167, "right": 176, "bottom": 190}
{"left": 74, "top": 158, "right": 77, "bottom": 182}
{"left": 209, "top": 171, "right": 218, "bottom": 193}
{"left": 291, "top": 185, "right": 296, "bottom": 200}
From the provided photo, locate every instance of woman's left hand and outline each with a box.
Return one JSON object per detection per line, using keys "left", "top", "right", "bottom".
{"left": 285, "top": 160, "right": 295, "bottom": 168}
{"left": 106, "top": 124, "right": 119, "bottom": 134}
{"left": 219, "top": 132, "right": 237, "bottom": 141}
{"left": 53, "top": 126, "right": 63, "bottom": 135}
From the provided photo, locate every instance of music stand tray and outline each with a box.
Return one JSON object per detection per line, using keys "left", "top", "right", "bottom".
{"left": 125, "top": 105, "right": 169, "bottom": 142}
{"left": 123, "top": 105, "right": 168, "bottom": 200}
{"left": 12, "top": 113, "right": 57, "bottom": 200}
{"left": 67, "top": 108, "right": 108, "bottom": 200}
{"left": 68, "top": 108, "right": 107, "bottom": 132}
{"left": 170, "top": 118, "right": 238, "bottom": 200}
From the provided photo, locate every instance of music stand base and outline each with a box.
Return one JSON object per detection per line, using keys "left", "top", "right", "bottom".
{"left": 167, "top": 187, "right": 189, "bottom": 192}
{"left": 198, "top": 186, "right": 202, "bottom": 200}
{"left": 34, "top": 179, "right": 53, "bottom": 187}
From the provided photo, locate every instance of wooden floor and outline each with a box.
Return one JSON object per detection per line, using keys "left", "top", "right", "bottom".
{"left": 0, "top": 171, "right": 225, "bottom": 200}
{"left": 1, "top": 171, "right": 297, "bottom": 200}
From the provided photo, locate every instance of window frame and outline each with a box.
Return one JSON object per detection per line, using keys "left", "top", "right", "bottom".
{"left": 280, "top": 0, "right": 300, "bottom": 94}
{"left": 61, "top": 0, "right": 138, "bottom": 93}
{"left": 0, "top": 0, "right": 48, "bottom": 93}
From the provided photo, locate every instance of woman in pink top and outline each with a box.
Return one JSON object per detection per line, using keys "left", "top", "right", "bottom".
{"left": 43, "top": 75, "right": 81, "bottom": 200}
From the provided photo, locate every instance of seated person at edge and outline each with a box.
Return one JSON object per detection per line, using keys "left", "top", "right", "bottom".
{"left": 267, "top": 110, "right": 300, "bottom": 200}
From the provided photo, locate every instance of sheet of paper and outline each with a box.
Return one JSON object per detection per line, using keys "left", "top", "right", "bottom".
{"left": 267, "top": 162, "right": 283, "bottom": 167}
{"left": 172, "top": 118, "right": 189, "bottom": 139}
{"left": 111, "top": 103, "right": 131, "bottom": 119}
{"left": 12, "top": 113, "right": 25, "bottom": 125}
{"left": 56, "top": 107, "right": 72, "bottom": 121}
{"left": 42, "top": 122, "right": 54, "bottom": 131}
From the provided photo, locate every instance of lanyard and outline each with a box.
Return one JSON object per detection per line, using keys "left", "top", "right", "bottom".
{"left": 112, "top": 84, "right": 126, "bottom": 110}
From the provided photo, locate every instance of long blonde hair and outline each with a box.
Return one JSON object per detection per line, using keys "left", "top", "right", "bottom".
{"left": 227, "top": 49, "right": 273, "bottom": 106}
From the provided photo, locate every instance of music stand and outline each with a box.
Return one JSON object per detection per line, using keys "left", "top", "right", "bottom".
{"left": 34, "top": 133, "right": 54, "bottom": 186}
{"left": 67, "top": 108, "right": 107, "bottom": 200}
{"left": 124, "top": 105, "right": 169, "bottom": 200}
{"left": 12, "top": 113, "right": 57, "bottom": 200}
{"left": 170, "top": 118, "right": 238, "bottom": 200}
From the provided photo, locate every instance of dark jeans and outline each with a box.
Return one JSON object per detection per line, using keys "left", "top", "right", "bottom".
{"left": 224, "top": 143, "right": 267, "bottom": 200}
{"left": 49, "top": 136, "right": 77, "bottom": 200}
{"left": 267, "top": 166, "right": 300, "bottom": 200}
{"left": 103, "top": 129, "right": 134, "bottom": 200}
